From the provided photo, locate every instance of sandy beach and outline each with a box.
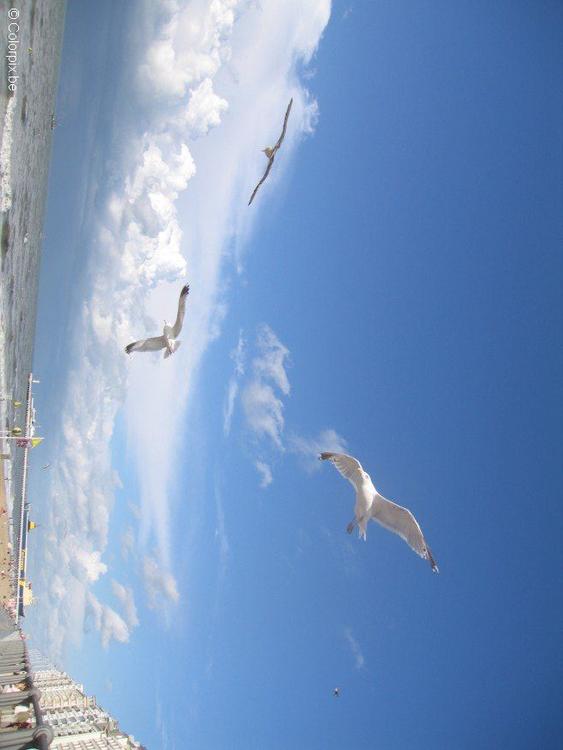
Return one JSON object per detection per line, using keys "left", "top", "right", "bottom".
{"left": 0, "top": 457, "right": 14, "bottom": 611}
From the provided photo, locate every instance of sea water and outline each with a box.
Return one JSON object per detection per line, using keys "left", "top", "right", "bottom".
{"left": 0, "top": 0, "right": 66, "bottom": 512}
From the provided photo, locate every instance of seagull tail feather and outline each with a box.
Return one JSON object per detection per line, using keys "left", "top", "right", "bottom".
{"left": 163, "top": 340, "right": 181, "bottom": 358}
{"left": 426, "top": 546, "right": 439, "bottom": 573}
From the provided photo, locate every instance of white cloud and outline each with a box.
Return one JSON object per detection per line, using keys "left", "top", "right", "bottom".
{"left": 86, "top": 592, "right": 130, "bottom": 649}
{"left": 184, "top": 78, "right": 229, "bottom": 136}
{"left": 120, "top": 527, "right": 135, "bottom": 561}
{"left": 142, "top": 555, "right": 180, "bottom": 610}
{"left": 255, "top": 460, "right": 273, "bottom": 488}
{"left": 344, "top": 627, "right": 365, "bottom": 670}
{"left": 242, "top": 381, "right": 286, "bottom": 449}
{"left": 30, "top": 0, "right": 332, "bottom": 659}
{"left": 223, "top": 330, "right": 246, "bottom": 436}
{"left": 252, "top": 325, "right": 290, "bottom": 395}
{"left": 289, "top": 428, "right": 348, "bottom": 472}
{"left": 74, "top": 549, "right": 108, "bottom": 583}
{"left": 111, "top": 580, "right": 140, "bottom": 629}
{"left": 241, "top": 324, "right": 291, "bottom": 450}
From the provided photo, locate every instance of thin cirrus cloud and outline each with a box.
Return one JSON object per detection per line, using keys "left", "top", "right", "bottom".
{"left": 142, "top": 555, "right": 180, "bottom": 610}
{"left": 255, "top": 460, "right": 273, "bottom": 488}
{"left": 111, "top": 580, "right": 140, "bottom": 630}
{"left": 86, "top": 592, "right": 130, "bottom": 650}
{"left": 31, "top": 0, "right": 331, "bottom": 658}
{"left": 223, "top": 330, "right": 246, "bottom": 437}
{"left": 230, "top": 323, "right": 347, "bottom": 486}
{"left": 241, "top": 324, "right": 291, "bottom": 451}
{"left": 344, "top": 626, "right": 366, "bottom": 670}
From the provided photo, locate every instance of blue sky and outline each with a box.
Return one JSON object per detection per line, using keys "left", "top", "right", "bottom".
{"left": 25, "top": 1, "right": 562, "bottom": 748}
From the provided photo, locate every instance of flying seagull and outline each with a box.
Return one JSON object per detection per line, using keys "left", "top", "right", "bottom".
{"left": 248, "top": 98, "right": 293, "bottom": 206}
{"left": 320, "top": 452, "right": 438, "bottom": 572}
{"left": 333, "top": 688, "right": 340, "bottom": 698}
{"left": 125, "top": 284, "right": 189, "bottom": 358}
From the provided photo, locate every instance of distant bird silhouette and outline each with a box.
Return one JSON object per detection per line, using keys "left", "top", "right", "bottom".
{"left": 248, "top": 98, "right": 293, "bottom": 206}
{"left": 333, "top": 688, "right": 340, "bottom": 698}
{"left": 125, "top": 284, "right": 189, "bottom": 358}
{"left": 320, "top": 452, "right": 438, "bottom": 572}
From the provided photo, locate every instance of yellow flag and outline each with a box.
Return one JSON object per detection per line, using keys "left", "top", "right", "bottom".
{"left": 12, "top": 401, "right": 22, "bottom": 408}
{"left": 30, "top": 437, "right": 43, "bottom": 448}
{"left": 28, "top": 521, "right": 36, "bottom": 531}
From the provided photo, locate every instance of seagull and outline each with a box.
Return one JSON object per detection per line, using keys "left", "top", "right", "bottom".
{"left": 320, "top": 452, "right": 438, "bottom": 572}
{"left": 248, "top": 98, "right": 293, "bottom": 206}
{"left": 333, "top": 688, "right": 340, "bottom": 698}
{"left": 125, "top": 284, "right": 189, "bottom": 358}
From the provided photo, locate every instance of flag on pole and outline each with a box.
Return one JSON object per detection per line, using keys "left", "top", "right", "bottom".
{"left": 16, "top": 437, "right": 44, "bottom": 448}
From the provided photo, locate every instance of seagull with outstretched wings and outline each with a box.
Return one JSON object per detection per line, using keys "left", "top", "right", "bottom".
{"left": 320, "top": 452, "right": 438, "bottom": 572}
{"left": 248, "top": 98, "right": 293, "bottom": 206}
{"left": 125, "top": 284, "right": 190, "bottom": 358}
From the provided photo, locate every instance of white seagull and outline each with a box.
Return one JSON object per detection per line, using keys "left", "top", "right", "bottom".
{"left": 125, "top": 284, "right": 189, "bottom": 358}
{"left": 248, "top": 98, "right": 293, "bottom": 206}
{"left": 320, "top": 452, "right": 438, "bottom": 572}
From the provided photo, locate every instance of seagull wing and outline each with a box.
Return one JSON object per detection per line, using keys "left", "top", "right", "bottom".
{"left": 371, "top": 495, "right": 439, "bottom": 572}
{"left": 170, "top": 284, "right": 190, "bottom": 338}
{"left": 125, "top": 336, "right": 166, "bottom": 354}
{"left": 248, "top": 157, "right": 275, "bottom": 206}
{"left": 320, "top": 452, "right": 367, "bottom": 491}
{"left": 272, "top": 98, "right": 293, "bottom": 153}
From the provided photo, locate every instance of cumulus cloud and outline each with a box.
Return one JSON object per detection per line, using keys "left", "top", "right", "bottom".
{"left": 30, "top": 0, "right": 332, "bottom": 659}
{"left": 74, "top": 549, "right": 108, "bottom": 583}
{"left": 111, "top": 580, "right": 140, "bottom": 629}
{"left": 255, "top": 460, "right": 273, "bottom": 488}
{"left": 137, "top": 1, "right": 237, "bottom": 101}
{"left": 344, "top": 627, "right": 365, "bottom": 670}
{"left": 142, "top": 555, "right": 180, "bottom": 610}
{"left": 184, "top": 78, "right": 229, "bottom": 136}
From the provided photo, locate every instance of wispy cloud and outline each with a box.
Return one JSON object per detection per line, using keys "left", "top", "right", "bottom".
{"left": 289, "top": 428, "right": 348, "bottom": 472}
{"left": 142, "top": 555, "right": 180, "bottom": 610}
{"left": 241, "top": 325, "right": 291, "bottom": 451}
{"left": 214, "top": 487, "right": 230, "bottom": 578}
{"left": 255, "top": 460, "right": 273, "bottom": 488}
{"left": 86, "top": 592, "right": 130, "bottom": 649}
{"left": 120, "top": 527, "right": 135, "bottom": 561}
{"left": 344, "top": 626, "right": 365, "bottom": 670}
{"left": 223, "top": 331, "right": 246, "bottom": 436}
{"left": 111, "top": 580, "right": 140, "bottom": 629}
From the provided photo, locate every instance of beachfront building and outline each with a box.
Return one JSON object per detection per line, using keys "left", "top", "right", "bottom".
{"left": 50, "top": 732, "right": 145, "bottom": 749}
{"left": 29, "top": 654, "right": 146, "bottom": 749}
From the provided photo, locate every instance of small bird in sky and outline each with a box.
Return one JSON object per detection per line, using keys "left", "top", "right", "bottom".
{"left": 41, "top": 464, "right": 50, "bottom": 470}
{"left": 125, "top": 284, "right": 190, "bottom": 358}
{"left": 320, "top": 452, "right": 438, "bottom": 572}
{"left": 248, "top": 98, "right": 293, "bottom": 206}
{"left": 333, "top": 688, "right": 340, "bottom": 698}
